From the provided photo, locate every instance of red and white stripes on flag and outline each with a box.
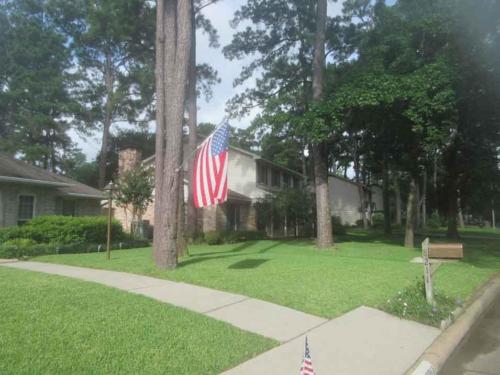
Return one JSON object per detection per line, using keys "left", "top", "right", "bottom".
{"left": 300, "top": 337, "right": 315, "bottom": 375}
{"left": 193, "top": 123, "right": 230, "bottom": 208}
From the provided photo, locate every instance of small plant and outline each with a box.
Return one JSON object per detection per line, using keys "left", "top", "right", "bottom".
{"left": 426, "top": 212, "right": 442, "bottom": 229}
{"left": 371, "top": 212, "right": 384, "bottom": 228}
{"left": 382, "top": 278, "right": 457, "bottom": 327}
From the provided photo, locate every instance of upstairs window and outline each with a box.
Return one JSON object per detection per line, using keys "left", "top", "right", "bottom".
{"left": 283, "top": 174, "right": 291, "bottom": 188}
{"left": 18, "top": 195, "right": 34, "bottom": 225}
{"left": 257, "top": 163, "right": 268, "bottom": 185}
{"left": 293, "top": 176, "right": 301, "bottom": 189}
{"left": 271, "top": 169, "right": 281, "bottom": 187}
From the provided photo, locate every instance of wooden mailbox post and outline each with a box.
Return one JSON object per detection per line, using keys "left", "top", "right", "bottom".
{"left": 422, "top": 238, "right": 463, "bottom": 305}
{"left": 421, "top": 238, "right": 434, "bottom": 305}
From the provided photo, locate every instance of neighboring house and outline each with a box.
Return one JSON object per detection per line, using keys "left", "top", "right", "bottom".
{"left": 328, "top": 175, "right": 384, "bottom": 226}
{"left": 114, "top": 146, "right": 384, "bottom": 237}
{"left": 0, "top": 153, "right": 105, "bottom": 227}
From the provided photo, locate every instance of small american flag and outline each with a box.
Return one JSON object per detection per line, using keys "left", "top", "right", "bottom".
{"left": 193, "top": 123, "right": 229, "bottom": 208}
{"left": 300, "top": 337, "right": 315, "bottom": 375}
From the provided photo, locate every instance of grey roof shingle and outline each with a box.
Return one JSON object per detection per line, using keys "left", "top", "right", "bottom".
{"left": 0, "top": 154, "right": 105, "bottom": 199}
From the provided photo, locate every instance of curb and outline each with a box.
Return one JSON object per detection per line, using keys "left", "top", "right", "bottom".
{"left": 406, "top": 275, "right": 500, "bottom": 375}
{"left": 0, "top": 259, "right": 18, "bottom": 264}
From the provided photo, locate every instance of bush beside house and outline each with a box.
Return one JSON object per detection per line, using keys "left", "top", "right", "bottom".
{"left": 0, "top": 216, "right": 149, "bottom": 258}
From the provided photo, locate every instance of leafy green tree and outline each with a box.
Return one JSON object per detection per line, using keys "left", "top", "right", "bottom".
{"left": 115, "top": 165, "right": 154, "bottom": 238}
{"left": 0, "top": 0, "right": 78, "bottom": 170}
{"left": 69, "top": 0, "right": 155, "bottom": 188}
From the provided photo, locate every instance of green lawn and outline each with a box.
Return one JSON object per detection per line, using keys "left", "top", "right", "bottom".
{"left": 0, "top": 267, "right": 275, "bottom": 375}
{"left": 36, "top": 229, "right": 500, "bottom": 318}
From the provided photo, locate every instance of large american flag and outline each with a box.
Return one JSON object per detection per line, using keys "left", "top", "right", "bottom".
{"left": 300, "top": 337, "right": 315, "bottom": 375}
{"left": 193, "top": 123, "right": 229, "bottom": 208}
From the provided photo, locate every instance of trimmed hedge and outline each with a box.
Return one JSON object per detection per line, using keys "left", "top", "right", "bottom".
{"left": 0, "top": 216, "right": 126, "bottom": 244}
{"left": 0, "top": 216, "right": 149, "bottom": 259}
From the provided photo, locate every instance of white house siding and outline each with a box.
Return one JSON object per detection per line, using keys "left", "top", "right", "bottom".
{"left": 328, "top": 176, "right": 363, "bottom": 225}
{"left": 227, "top": 150, "right": 267, "bottom": 200}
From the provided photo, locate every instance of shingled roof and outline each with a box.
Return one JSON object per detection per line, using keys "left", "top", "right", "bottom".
{"left": 0, "top": 154, "right": 105, "bottom": 199}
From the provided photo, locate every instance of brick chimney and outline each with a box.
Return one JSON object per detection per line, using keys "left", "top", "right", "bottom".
{"left": 118, "top": 148, "right": 142, "bottom": 176}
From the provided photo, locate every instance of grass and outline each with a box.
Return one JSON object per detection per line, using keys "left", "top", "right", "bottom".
{"left": 36, "top": 228, "right": 500, "bottom": 320}
{"left": 0, "top": 267, "right": 276, "bottom": 375}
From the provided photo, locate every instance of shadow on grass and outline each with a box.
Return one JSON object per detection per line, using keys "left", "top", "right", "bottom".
{"left": 228, "top": 259, "right": 269, "bottom": 269}
{"left": 178, "top": 241, "right": 285, "bottom": 268}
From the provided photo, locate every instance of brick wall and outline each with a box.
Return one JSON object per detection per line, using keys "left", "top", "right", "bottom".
{"left": 118, "top": 149, "right": 142, "bottom": 176}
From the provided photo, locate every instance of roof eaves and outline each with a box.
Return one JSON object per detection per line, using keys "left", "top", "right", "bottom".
{"left": 0, "top": 176, "right": 72, "bottom": 187}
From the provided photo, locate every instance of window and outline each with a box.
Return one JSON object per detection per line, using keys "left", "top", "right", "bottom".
{"left": 257, "top": 163, "right": 268, "bottom": 185}
{"left": 271, "top": 169, "right": 281, "bottom": 187}
{"left": 62, "top": 200, "right": 76, "bottom": 216}
{"left": 283, "top": 174, "right": 291, "bottom": 188}
{"left": 293, "top": 176, "right": 301, "bottom": 189}
{"left": 18, "top": 195, "right": 34, "bottom": 225}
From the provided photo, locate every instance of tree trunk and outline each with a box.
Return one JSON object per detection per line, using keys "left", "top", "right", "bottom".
{"left": 353, "top": 141, "right": 368, "bottom": 229}
{"left": 416, "top": 180, "right": 421, "bottom": 229}
{"left": 492, "top": 200, "right": 496, "bottom": 229}
{"left": 153, "top": 0, "right": 192, "bottom": 270}
{"left": 311, "top": 0, "right": 332, "bottom": 248}
{"left": 382, "top": 160, "right": 391, "bottom": 235}
{"left": 422, "top": 167, "right": 427, "bottom": 228}
{"left": 457, "top": 192, "right": 465, "bottom": 229}
{"left": 98, "top": 52, "right": 115, "bottom": 189}
{"left": 177, "top": 167, "right": 188, "bottom": 257}
{"left": 446, "top": 187, "right": 460, "bottom": 239}
{"left": 186, "top": 6, "right": 198, "bottom": 240}
{"left": 404, "top": 177, "right": 417, "bottom": 248}
{"left": 394, "top": 174, "right": 402, "bottom": 226}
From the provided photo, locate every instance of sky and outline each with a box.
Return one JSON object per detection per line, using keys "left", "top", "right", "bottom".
{"left": 73, "top": 0, "right": 346, "bottom": 161}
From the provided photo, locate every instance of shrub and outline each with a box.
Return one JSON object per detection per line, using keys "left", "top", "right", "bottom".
{"left": 205, "top": 231, "right": 224, "bottom": 245}
{"left": 371, "top": 212, "right": 384, "bottom": 228}
{"left": 426, "top": 212, "right": 442, "bottom": 229}
{"left": 0, "top": 216, "right": 126, "bottom": 244}
{"left": 0, "top": 239, "right": 61, "bottom": 258}
{"left": 332, "top": 216, "right": 347, "bottom": 235}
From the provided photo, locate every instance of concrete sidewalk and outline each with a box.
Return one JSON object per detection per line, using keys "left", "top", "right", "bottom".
{"left": 224, "top": 306, "right": 439, "bottom": 375}
{"left": 2, "top": 261, "right": 441, "bottom": 374}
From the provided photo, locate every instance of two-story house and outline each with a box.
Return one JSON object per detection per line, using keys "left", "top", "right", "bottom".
{"left": 114, "top": 146, "right": 305, "bottom": 237}
{"left": 114, "top": 146, "right": 384, "bottom": 238}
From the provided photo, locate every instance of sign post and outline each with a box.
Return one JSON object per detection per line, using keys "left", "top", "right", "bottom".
{"left": 422, "top": 237, "right": 434, "bottom": 305}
